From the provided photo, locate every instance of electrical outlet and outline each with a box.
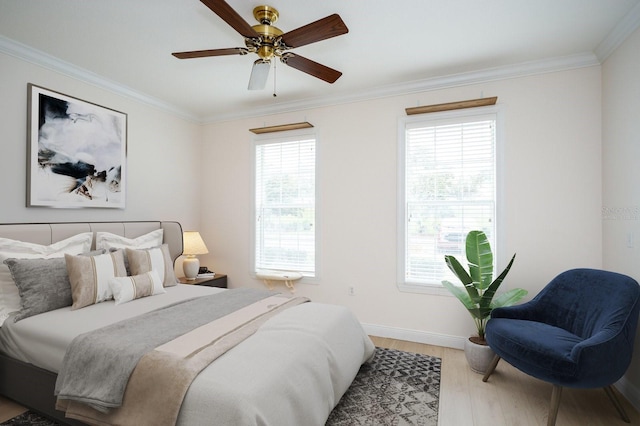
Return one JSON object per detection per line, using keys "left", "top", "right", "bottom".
{"left": 348, "top": 286, "right": 355, "bottom": 296}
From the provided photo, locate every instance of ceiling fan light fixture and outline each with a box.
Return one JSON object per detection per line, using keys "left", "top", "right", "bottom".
{"left": 248, "top": 59, "right": 271, "bottom": 90}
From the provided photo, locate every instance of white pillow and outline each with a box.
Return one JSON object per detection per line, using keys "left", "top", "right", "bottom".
{"left": 95, "top": 229, "right": 163, "bottom": 250}
{"left": 108, "top": 270, "right": 165, "bottom": 305}
{"left": 0, "top": 232, "right": 93, "bottom": 324}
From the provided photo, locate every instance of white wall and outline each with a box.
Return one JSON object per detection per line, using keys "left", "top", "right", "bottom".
{"left": 0, "top": 52, "right": 203, "bottom": 230}
{"left": 5, "top": 24, "right": 638, "bottom": 407}
{"left": 602, "top": 26, "right": 640, "bottom": 409}
{"left": 200, "top": 66, "right": 603, "bottom": 346}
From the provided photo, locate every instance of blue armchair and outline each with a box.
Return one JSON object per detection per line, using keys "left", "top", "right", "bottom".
{"left": 482, "top": 268, "right": 640, "bottom": 426}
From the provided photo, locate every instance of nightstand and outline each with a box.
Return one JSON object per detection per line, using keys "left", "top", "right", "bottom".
{"left": 178, "top": 274, "right": 227, "bottom": 288}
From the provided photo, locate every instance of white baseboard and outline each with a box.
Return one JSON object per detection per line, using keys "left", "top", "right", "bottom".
{"left": 362, "top": 323, "right": 466, "bottom": 350}
{"left": 363, "top": 322, "right": 640, "bottom": 411}
{"left": 616, "top": 375, "right": 640, "bottom": 413}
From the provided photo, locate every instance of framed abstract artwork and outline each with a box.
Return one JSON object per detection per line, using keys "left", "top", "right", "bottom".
{"left": 27, "top": 84, "right": 127, "bottom": 208}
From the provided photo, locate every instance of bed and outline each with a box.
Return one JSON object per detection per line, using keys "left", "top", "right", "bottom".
{"left": 0, "top": 221, "right": 375, "bottom": 426}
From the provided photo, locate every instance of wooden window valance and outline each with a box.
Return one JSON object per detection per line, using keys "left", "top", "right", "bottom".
{"left": 405, "top": 97, "right": 497, "bottom": 116}
{"left": 249, "top": 122, "right": 314, "bottom": 134}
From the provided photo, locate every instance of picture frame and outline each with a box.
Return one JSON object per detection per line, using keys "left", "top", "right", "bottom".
{"left": 27, "top": 84, "right": 127, "bottom": 208}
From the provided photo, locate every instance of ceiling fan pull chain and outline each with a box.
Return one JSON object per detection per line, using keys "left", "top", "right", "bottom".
{"left": 273, "top": 60, "right": 277, "bottom": 97}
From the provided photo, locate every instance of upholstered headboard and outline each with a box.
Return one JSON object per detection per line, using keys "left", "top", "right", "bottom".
{"left": 0, "top": 221, "right": 183, "bottom": 263}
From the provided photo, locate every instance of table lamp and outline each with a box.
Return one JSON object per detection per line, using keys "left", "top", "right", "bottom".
{"left": 182, "top": 231, "right": 209, "bottom": 280}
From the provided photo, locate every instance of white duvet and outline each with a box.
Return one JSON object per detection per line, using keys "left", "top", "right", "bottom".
{"left": 0, "top": 285, "right": 375, "bottom": 426}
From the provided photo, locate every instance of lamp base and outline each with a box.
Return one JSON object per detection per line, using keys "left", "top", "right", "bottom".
{"left": 183, "top": 256, "right": 200, "bottom": 281}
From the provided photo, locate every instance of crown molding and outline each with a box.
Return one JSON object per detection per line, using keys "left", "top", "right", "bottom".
{"left": 595, "top": 2, "right": 640, "bottom": 61}
{"left": 204, "top": 52, "right": 600, "bottom": 123}
{"left": 0, "top": 35, "right": 200, "bottom": 123}
{"left": 0, "top": 32, "right": 614, "bottom": 125}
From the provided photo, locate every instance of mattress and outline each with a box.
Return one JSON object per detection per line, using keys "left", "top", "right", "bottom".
{"left": 0, "top": 284, "right": 375, "bottom": 425}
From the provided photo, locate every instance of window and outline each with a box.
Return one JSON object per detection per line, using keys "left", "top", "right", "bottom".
{"left": 398, "top": 108, "right": 500, "bottom": 292}
{"left": 253, "top": 132, "right": 316, "bottom": 277}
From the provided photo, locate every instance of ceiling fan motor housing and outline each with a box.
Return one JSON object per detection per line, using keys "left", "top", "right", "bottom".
{"left": 253, "top": 5, "right": 278, "bottom": 25}
{"left": 249, "top": 5, "right": 283, "bottom": 60}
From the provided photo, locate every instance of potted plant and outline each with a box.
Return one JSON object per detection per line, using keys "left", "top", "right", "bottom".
{"left": 442, "top": 230, "right": 527, "bottom": 373}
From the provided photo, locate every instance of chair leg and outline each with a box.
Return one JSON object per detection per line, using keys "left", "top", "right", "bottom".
{"left": 547, "top": 385, "right": 563, "bottom": 426}
{"left": 482, "top": 354, "right": 501, "bottom": 382}
{"left": 603, "top": 385, "right": 631, "bottom": 423}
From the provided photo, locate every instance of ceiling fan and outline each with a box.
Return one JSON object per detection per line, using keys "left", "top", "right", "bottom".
{"left": 172, "top": 0, "right": 349, "bottom": 90}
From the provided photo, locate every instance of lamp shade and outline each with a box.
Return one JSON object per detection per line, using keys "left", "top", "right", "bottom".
{"left": 183, "top": 231, "right": 209, "bottom": 256}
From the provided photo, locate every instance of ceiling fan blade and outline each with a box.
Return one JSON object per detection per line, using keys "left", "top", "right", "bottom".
{"left": 200, "top": 0, "right": 260, "bottom": 39}
{"left": 280, "top": 53, "right": 342, "bottom": 83}
{"left": 248, "top": 60, "right": 271, "bottom": 90}
{"left": 279, "top": 14, "right": 348, "bottom": 49}
{"left": 172, "top": 47, "right": 249, "bottom": 59}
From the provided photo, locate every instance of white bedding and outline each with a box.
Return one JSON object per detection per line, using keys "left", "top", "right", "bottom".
{"left": 0, "top": 284, "right": 375, "bottom": 425}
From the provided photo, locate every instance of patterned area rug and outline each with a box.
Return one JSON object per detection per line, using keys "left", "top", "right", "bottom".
{"left": 326, "top": 347, "right": 441, "bottom": 425}
{"left": 0, "top": 411, "right": 58, "bottom": 426}
{"left": 1, "top": 347, "right": 440, "bottom": 426}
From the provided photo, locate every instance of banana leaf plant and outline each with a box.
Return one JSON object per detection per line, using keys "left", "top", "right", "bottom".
{"left": 442, "top": 230, "right": 527, "bottom": 343}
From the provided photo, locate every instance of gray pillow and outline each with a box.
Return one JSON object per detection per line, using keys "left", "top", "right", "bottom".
{"left": 4, "top": 257, "right": 73, "bottom": 322}
{"left": 4, "top": 249, "right": 105, "bottom": 322}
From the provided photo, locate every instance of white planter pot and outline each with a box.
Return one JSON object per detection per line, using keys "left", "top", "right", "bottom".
{"left": 464, "top": 337, "right": 495, "bottom": 374}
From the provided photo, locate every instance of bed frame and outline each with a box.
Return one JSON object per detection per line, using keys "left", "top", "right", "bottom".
{"left": 0, "top": 221, "right": 184, "bottom": 425}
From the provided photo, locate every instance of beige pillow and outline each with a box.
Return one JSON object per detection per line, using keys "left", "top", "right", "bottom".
{"left": 65, "top": 250, "right": 127, "bottom": 310}
{"left": 126, "top": 244, "right": 177, "bottom": 287}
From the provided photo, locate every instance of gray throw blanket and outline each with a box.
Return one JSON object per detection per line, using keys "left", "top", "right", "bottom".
{"left": 54, "top": 288, "right": 275, "bottom": 412}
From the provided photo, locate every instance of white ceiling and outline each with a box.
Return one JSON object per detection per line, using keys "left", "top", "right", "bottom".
{"left": 1, "top": 0, "right": 640, "bottom": 122}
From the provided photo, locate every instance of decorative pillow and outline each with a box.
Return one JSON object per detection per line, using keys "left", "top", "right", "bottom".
{"left": 4, "top": 257, "right": 72, "bottom": 322}
{"left": 96, "top": 229, "right": 163, "bottom": 251}
{"left": 0, "top": 232, "right": 93, "bottom": 324}
{"left": 3, "top": 249, "right": 106, "bottom": 322}
{"left": 65, "top": 250, "right": 127, "bottom": 310}
{"left": 108, "top": 270, "right": 166, "bottom": 305}
{"left": 126, "top": 244, "right": 177, "bottom": 287}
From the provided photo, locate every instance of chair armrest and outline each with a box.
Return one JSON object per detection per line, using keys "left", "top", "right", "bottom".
{"left": 491, "top": 300, "right": 538, "bottom": 320}
{"left": 572, "top": 328, "right": 617, "bottom": 355}
{"left": 570, "top": 328, "right": 632, "bottom": 386}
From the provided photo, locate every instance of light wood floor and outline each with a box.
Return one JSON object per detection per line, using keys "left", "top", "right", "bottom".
{"left": 372, "top": 336, "right": 640, "bottom": 426}
{"left": 0, "top": 396, "right": 26, "bottom": 423}
{"left": 1, "top": 337, "right": 638, "bottom": 425}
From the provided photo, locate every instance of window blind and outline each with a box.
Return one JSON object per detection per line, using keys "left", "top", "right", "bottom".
{"left": 255, "top": 137, "right": 316, "bottom": 275}
{"left": 403, "top": 115, "right": 496, "bottom": 285}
